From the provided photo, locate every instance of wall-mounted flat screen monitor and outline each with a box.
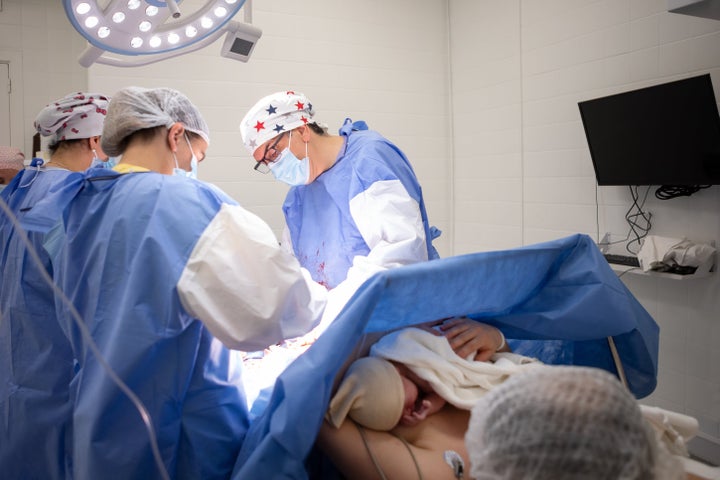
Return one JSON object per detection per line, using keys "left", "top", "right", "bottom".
{"left": 578, "top": 74, "right": 720, "bottom": 186}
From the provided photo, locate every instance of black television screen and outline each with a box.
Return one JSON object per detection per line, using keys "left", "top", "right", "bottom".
{"left": 578, "top": 74, "right": 720, "bottom": 186}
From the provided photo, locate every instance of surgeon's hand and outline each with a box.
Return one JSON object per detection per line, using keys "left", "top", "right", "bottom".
{"left": 433, "top": 317, "right": 507, "bottom": 361}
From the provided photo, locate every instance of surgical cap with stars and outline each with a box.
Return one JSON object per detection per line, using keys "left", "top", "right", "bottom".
{"left": 239, "top": 91, "right": 314, "bottom": 155}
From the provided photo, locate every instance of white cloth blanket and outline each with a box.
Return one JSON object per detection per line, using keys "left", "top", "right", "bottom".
{"left": 369, "top": 328, "right": 541, "bottom": 409}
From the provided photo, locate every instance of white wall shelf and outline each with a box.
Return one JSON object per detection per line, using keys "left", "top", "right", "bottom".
{"left": 609, "top": 263, "right": 714, "bottom": 280}
{"left": 599, "top": 233, "right": 716, "bottom": 280}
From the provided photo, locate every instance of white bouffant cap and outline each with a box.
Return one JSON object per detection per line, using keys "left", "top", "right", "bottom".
{"left": 0, "top": 146, "right": 24, "bottom": 170}
{"left": 466, "top": 365, "right": 685, "bottom": 480}
{"left": 101, "top": 86, "right": 209, "bottom": 157}
{"left": 326, "top": 356, "right": 404, "bottom": 431}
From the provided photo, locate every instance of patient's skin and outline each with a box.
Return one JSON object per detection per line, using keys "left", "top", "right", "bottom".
{"left": 317, "top": 404, "right": 471, "bottom": 480}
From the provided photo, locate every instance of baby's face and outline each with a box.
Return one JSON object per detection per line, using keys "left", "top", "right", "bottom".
{"left": 400, "top": 375, "right": 420, "bottom": 417}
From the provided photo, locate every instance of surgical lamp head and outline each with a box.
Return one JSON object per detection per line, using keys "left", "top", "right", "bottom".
{"left": 63, "top": 0, "right": 261, "bottom": 67}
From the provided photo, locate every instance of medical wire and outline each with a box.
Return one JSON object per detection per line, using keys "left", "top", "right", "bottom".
{"left": 655, "top": 184, "right": 710, "bottom": 200}
{"left": 355, "top": 423, "right": 389, "bottom": 480}
{"left": 390, "top": 430, "right": 423, "bottom": 480}
{"left": 625, "top": 185, "right": 652, "bottom": 255}
{"left": 0, "top": 196, "right": 171, "bottom": 480}
{"left": 445, "top": 0, "right": 456, "bottom": 256}
{"left": 595, "top": 185, "right": 652, "bottom": 255}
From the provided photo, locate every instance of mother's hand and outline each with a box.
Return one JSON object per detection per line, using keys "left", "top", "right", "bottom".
{"left": 434, "top": 317, "right": 506, "bottom": 361}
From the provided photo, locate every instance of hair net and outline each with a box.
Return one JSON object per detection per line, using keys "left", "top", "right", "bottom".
{"left": 466, "top": 366, "right": 685, "bottom": 480}
{"left": 34, "top": 92, "right": 110, "bottom": 145}
{"left": 0, "top": 146, "right": 25, "bottom": 170}
{"left": 102, "top": 86, "right": 209, "bottom": 157}
{"left": 326, "top": 357, "right": 404, "bottom": 431}
{"left": 239, "top": 90, "right": 314, "bottom": 155}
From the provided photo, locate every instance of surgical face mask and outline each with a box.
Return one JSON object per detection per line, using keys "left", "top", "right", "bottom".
{"left": 90, "top": 149, "right": 104, "bottom": 169}
{"left": 105, "top": 156, "right": 120, "bottom": 169}
{"left": 0, "top": 184, "right": 5, "bottom": 193}
{"left": 269, "top": 131, "right": 309, "bottom": 186}
{"left": 173, "top": 134, "right": 198, "bottom": 179}
{"left": 90, "top": 157, "right": 119, "bottom": 169}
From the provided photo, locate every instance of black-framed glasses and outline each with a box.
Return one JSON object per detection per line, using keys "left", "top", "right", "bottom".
{"left": 253, "top": 132, "right": 286, "bottom": 174}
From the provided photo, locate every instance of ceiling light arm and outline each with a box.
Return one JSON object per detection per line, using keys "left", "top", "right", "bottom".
{"left": 243, "top": 0, "right": 253, "bottom": 23}
{"left": 166, "top": 0, "right": 181, "bottom": 19}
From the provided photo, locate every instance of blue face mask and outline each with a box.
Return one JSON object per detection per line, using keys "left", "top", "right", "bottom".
{"left": 90, "top": 157, "right": 119, "bottom": 169}
{"left": 173, "top": 134, "right": 198, "bottom": 179}
{"left": 90, "top": 149, "right": 105, "bottom": 169}
{"left": 269, "top": 131, "right": 309, "bottom": 186}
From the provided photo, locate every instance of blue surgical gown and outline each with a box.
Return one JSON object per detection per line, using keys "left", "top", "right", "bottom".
{"left": 283, "top": 119, "right": 439, "bottom": 293}
{"left": 19, "top": 167, "right": 326, "bottom": 480}
{"left": 0, "top": 164, "right": 80, "bottom": 480}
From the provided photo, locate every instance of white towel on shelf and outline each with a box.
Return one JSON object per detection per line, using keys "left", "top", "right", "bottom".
{"left": 637, "top": 235, "right": 716, "bottom": 273}
{"left": 369, "top": 328, "right": 541, "bottom": 409}
{"left": 637, "top": 236, "right": 685, "bottom": 272}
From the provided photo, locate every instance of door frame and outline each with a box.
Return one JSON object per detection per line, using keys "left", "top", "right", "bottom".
{"left": 0, "top": 50, "right": 25, "bottom": 155}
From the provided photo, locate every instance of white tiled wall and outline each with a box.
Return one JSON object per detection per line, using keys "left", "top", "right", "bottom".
{"left": 2, "top": 0, "right": 719, "bottom": 464}
{"left": 452, "top": 0, "right": 720, "bottom": 462}
{"left": 86, "top": 0, "right": 453, "bottom": 249}
{"left": 0, "top": 0, "right": 88, "bottom": 157}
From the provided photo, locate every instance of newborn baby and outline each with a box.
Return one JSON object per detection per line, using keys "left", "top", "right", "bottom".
{"left": 326, "top": 356, "right": 446, "bottom": 431}
{"left": 327, "top": 326, "right": 540, "bottom": 431}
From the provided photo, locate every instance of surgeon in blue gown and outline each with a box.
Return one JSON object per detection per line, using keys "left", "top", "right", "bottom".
{"left": 18, "top": 86, "right": 328, "bottom": 480}
{"left": 0, "top": 92, "right": 110, "bottom": 480}
{"left": 240, "top": 91, "right": 440, "bottom": 326}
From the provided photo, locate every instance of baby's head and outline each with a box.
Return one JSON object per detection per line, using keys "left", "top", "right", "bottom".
{"left": 326, "top": 356, "right": 419, "bottom": 431}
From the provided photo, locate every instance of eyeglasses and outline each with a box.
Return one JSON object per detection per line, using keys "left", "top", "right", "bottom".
{"left": 253, "top": 132, "right": 286, "bottom": 174}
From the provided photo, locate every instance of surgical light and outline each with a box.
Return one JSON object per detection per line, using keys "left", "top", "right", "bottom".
{"left": 63, "top": 0, "right": 262, "bottom": 67}
{"left": 76, "top": 3, "right": 92, "bottom": 14}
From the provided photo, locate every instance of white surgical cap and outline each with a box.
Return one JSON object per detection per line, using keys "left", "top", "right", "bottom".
{"left": 102, "top": 86, "right": 209, "bottom": 157}
{"left": 239, "top": 91, "right": 314, "bottom": 156}
{"left": 34, "top": 92, "right": 110, "bottom": 145}
{"left": 326, "top": 357, "right": 404, "bottom": 431}
{"left": 466, "top": 366, "right": 684, "bottom": 480}
{"left": 0, "top": 146, "right": 25, "bottom": 171}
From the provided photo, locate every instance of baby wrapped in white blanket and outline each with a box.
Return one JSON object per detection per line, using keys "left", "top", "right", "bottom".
{"left": 327, "top": 326, "right": 542, "bottom": 430}
{"left": 370, "top": 327, "right": 541, "bottom": 410}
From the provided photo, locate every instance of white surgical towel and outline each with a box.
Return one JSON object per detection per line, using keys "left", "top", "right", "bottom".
{"left": 637, "top": 235, "right": 716, "bottom": 273}
{"left": 637, "top": 236, "right": 685, "bottom": 272}
{"left": 369, "top": 328, "right": 541, "bottom": 409}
